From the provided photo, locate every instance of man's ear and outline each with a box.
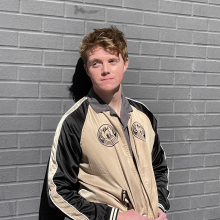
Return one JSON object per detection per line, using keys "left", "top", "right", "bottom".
{"left": 124, "top": 58, "right": 129, "bottom": 71}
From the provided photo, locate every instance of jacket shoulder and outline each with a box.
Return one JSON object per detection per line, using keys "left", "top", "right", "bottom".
{"left": 127, "top": 97, "right": 157, "bottom": 131}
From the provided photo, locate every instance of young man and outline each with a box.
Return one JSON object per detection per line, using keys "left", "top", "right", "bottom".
{"left": 39, "top": 26, "right": 170, "bottom": 220}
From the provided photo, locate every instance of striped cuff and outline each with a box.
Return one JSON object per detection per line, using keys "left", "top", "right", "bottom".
{"left": 106, "top": 207, "right": 119, "bottom": 220}
{"left": 158, "top": 203, "right": 167, "bottom": 213}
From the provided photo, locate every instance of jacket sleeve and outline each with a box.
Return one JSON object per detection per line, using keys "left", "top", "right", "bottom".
{"left": 151, "top": 117, "right": 170, "bottom": 213}
{"left": 39, "top": 114, "right": 119, "bottom": 220}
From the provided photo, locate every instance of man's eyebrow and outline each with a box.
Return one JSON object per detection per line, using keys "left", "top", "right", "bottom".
{"left": 89, "top": 58, "right": 101, "bottom": 63}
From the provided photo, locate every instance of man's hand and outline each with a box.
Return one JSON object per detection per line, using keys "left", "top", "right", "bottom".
{"left": 156, "top": 208, "right": 167, "bottom": 220}
{"left": 117, "top": 208, "right": 168, "bottom": 220}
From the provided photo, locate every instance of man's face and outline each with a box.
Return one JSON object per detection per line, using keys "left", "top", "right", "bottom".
{"left": 84, "top": 47, "right": 129, "bottom": 94}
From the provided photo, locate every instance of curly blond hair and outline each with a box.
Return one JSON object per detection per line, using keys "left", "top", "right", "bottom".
{"left": 79, "top": 26, "right": 128, "bottom": 65}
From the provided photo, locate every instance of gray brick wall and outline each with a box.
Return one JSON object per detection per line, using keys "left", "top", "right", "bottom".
{"left": 0, "top": 0, "right": 220, "bottom": 219}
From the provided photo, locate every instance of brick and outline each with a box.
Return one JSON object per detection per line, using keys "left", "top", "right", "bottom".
{"left": 191, "top": 194, "right": 219, "bottom": 209}
{"left": 193, "top": 4, "right": 220, "bottom": 19}
{"left": 176, "top": 45, "right": 206, "bottom": 59}
{"left": 0, "top": 150, "right": 40, "bottom": 165}
{"left": 0, "top": 65, "right": 17, "bottom": 80}
{"left": 206, "top": 128, "right": 220, "bottom": 140}
{"left": 205, "top": 180, "right": 220, "bottom": 193}
{"left": 124, "top": 26, "right": 159, "bottom": 40}
{"left": 19, "top": 66, "right": 62, "bottom": 82}
{"left": 18, "top": 100, "right": 61, "bottom": 114}
{"left": 41, "top": 148, "right": 51, "bottom": 163}
{"left": 175, "top": 128, "right": 205, "bottom": 141}
{"left": 158, "top": 115, "right": 190, "bottom": 128}
{"left": 5, "top": 216, "right": 38, "bottom": 220}
{"left": 174, "top": 101, "right": 205, "bottom": 113}
{"left": 19, "top": 133, "right": 54, "bottom": 148}
{"left": 0, "top": 13, "right": 42, "bottom": 31}
{"left": 158, "top": 87, "right": 190, "bottom": 100}
{"left": 0, "top": 168, "right": 16, "bottom": 183}
{"left": 204, "top": 207, "right": 220, "bottom": 220}
{"left": 207, "top": 47, "right": 220, "bottom": 60}
{"left": 192, "top": 87, "right": 220, "bottom": 99}
{"left": 160, "top": 0, "right": 192, "bottom": 15}
{"left": 0, "top": 201, "right": 16, "bottom": 217}
{"left": 144, "top": 13, "right": 176, "bottom": 28}
{"left": 191, "top": 141, "right": 220, "bottom": 154}
{"left": 161, "top": 58, "right": 192, "bottom": 71}
{"left": 19, "top": 33, "right": 62, "bottom": 49}
{"left": 66, "top": 4, "right": 105, "bottom": 21}
{"left": 141, "top": 71, "right": 174, "bottom": 85}
{"left": 62, "top": 68, "right": 75, "bottom": 83}
{"left": 175, "top": 72, "right": 205, "bottom": 85}
{"left": 0, "top": 100, "right": 17, "bottom": 114}
{"left": 0, "top": 134, "right": 17, "bottom": 149}
{"left": 123, "top": 70, "right": 139, "bottom": 84}
{"left": 210, "top": 0, "right": 220, "bottom": 4}
{"left": 0, "top": 0, "right": 19, "bottom": 12}
{"left": 207, "top": 74, "right": 220, "bottom": 86}
{"left": 172, "top": 210, "right": 204, "bottom": 220}
{"left": 169, "top": 170, "right": 190, "bottom": 184}
{"left": 0, "top": 116, "right": 40, "bottom": 132}
{"left": 85, "top": 0, "right": 122, "bottom": 6}
{"left": 165, "top": 157, "right": 172, "bottom": 170}
{"left": 123, "top": 85, "right": 157, "bottom": 99}
{"left": 174, "top": 182, "right": 204, "bottom": 197}
{"left": 0, "top": 48, "right": 42, "bottom": 65}
{"left": 206, "top": 101, "right": 220, "bottom": 112}
{"left": 161, "top": 29, "right": 192, "bottom": 43}
{"left": 129, "top": 56, "right": 160, "bottom": 70}
{"left": 42, "top": 116, "right": 61, "bottom": 131}
{"left": 190, "top": 168, "right": 219, "bottom": 182}
{"left": 44, "top": 18, "right": 84, "bottom": 34}
{"left": 205, "top": 155, "right": 220, "bottom": 167}
{"left": 0, "top": 82, "right": 38, "bottom": 98}
{"left": 0, "top": 183, "right": 40, "bottom": 200}
{"left": 162, "top": 143, "right": 190, "bottom": 156}
{"left": 17, "top": 198, "right": 40, "bottom": 215}
{"left": 124, "top": 0, "right": 158, "bottom": 11}
{"left": 40, "top": 84, "right": 70, "bottom": 98}
{"left": 21, "top": 0, "right": 64, "bottom": 16}
{"left": 127, "top": 41, "right": 140, "bottom": 55}
{"left": 191, "top": 114, "right": 220, "bottom": 127}
{"left": 86, "top": 22, "right": 124, "bottom": 34}
{"left": 158, "top": 129, "right": 174, "bottom": 142}
{"left": 64, "top": 36, "right": 83, "bottom": 51}
{"left": 18, "top": 165, "right": 46, "bottom": 181}
{"left": 62, "top": 100, "right": 75, "bottom": 113}
{"left": 0, "top": 30, "right": 18, "bottom": 46}
{"left": 107, "top": 9, "right": 142, "bottom": 25}
{"left": 141, "top": 42, "right": 175, "bottom": 57}
{"left": 141, "top": 101, "right": 173, "bottom": 114}
{"left": 169, "top": 197, "right": 190, "bottom": 211}
{"left": 173, "top": 155, "right": 204, "bottom": 169}
{"left": 44, "top": 51, "right": 79, "bottom": 66}
{"left": 209, "top": 19, "right": 220, "bottom": 32}
{"left": 193, "top": 32, "right": 220, "bottom": 45}
{"left": 177, "top": 16, "right": 208, "bottom": 31}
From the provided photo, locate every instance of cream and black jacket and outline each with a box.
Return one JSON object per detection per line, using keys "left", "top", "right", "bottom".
{"left": 39, "top": 89, "right": 170, "bottom": 220}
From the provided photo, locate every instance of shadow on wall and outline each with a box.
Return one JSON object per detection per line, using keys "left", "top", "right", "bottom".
{"left": 69, "top": 57, "right": 92, "bottom": 102}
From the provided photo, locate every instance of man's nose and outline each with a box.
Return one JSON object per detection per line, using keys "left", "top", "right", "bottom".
{"left": 102, "top": 62, "right": 110, "bottom": 75}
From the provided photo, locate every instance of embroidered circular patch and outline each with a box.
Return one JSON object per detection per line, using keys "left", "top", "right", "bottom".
{"left": 131, "top": 122, "right": 146, "bottom": 142}
{"left": 97, "top": 124, "right": 119, "bottom": 147}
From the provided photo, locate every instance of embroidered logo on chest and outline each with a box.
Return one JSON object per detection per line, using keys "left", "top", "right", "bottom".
{"left": 131, "top": 122, "right": 146, "bottom": 142}
{"left": 97, "top": 124, "right": 119, "bottom": 147}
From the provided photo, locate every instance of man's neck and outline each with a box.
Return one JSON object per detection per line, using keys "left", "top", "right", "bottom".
{"left": 93, "top": 85, "right": 122, "bottom": 117}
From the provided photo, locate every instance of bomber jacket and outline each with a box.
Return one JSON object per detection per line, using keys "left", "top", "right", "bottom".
{"left": 39, "top": 89, "right": 170, "bottom": 220}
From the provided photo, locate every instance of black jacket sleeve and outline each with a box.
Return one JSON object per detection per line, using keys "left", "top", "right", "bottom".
{"left": 39, "top": 101, "right": 118, "bottom": 220}
{"left": 151, "top": 117, "right": 170, "bottom": 213}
